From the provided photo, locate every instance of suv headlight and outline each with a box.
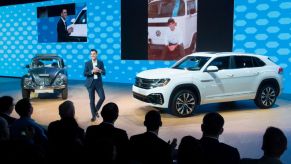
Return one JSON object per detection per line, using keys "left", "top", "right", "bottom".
{"left": 149, "top": 78, "right": 170, "bottom": 88}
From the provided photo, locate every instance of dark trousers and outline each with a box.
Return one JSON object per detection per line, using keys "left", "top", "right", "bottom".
{"left": 161, "top": 44, "right": 185, "bottom": 60}
{"left": 87, "top": 79, "right": 105, "bottom": 118}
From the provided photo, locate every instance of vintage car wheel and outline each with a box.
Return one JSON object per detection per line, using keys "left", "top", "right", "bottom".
{"left": 22, "top": 89, "right": 30, "bottom": 99}
{"left": 62, "top": 87, "right": 68, "bottom": 99}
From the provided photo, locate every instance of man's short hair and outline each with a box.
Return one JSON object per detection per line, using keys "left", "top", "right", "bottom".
{"left": 202, "top": 112, "right": 224, "bottom": 136}
{"left": 0, "top": 96, "right": 13, "bottom": 113}
{"left": 144, "top": 110, "right": 162, "bottom": 131}
{"left": 59, "top": 100, "right": 75, "bottom": 118}
{"left": 90, "top": 49, "right": 98, "bottom": 54}
{"left": 262, "top": 126, "right": 287, "bottom": 157}
{"left": 167, "top": 18, "right": 176, "bottom": 24}
{"left": 101, "top": 102, "right": 119, "bottom": 122}
{"left": 61, "top": 9, "right": 67, "bottom": 14}
{"left": 15, "top": 98, "right": 32, "bottom": 117}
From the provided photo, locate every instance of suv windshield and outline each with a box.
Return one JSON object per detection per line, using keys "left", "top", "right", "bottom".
{"left": 172, "top": 56, "right": 210, "bottom": 70}
{"left": 31, "top": 58, "right": 60, "bottom": 68}
{"left": 148, "top": 0, "right": 185, "bottom": 18}
{"left": 75, "top": 9, "right": 87, "bottom": 24}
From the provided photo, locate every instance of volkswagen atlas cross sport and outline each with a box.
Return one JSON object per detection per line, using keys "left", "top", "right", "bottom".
{"left": 133, "top": 52, "right": 283, "bottom": 117}
{"left": 21, "top": 54, "right": 68, "bottom": 99}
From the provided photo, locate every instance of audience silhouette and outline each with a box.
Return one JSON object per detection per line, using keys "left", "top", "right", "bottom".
{"left": 48, "top": 100, "right": 85, "bottom": 163}
{"left": 0, "top": 96, "right": 17, "bottom": 125}
{"left": 0, "top": 95, "right": 288, "bottom": 164}
{"left": 130, "top": 110, "right": 177, "bottom": 164}
{"left": 241, "top": 126, "right": 287, "bottom": 164}
{"left": 85, "top": 102, "right": 129, "bottom": 164}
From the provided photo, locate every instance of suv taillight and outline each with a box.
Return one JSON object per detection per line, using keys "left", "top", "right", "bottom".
{"left": 278, "top": 67, "right": 283, "bottom": 74}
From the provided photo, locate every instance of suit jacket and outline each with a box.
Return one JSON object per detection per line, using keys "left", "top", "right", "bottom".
{"left": 0, "top": 113, "right": 16, "bottom": 125}
{"left": 85, "top": 122, "right": 129, "bottom": 163}
{"left": 200, "top": 137, "right": 240, "bottom": 164}
{"left": 130, "top": 132, "right": 173, "bottom": 164}
{"left": 57, "top": 18, "right": 69, "bottom": 42}
{"left": 83, "top": 60, "right": 106, "bottom": 88}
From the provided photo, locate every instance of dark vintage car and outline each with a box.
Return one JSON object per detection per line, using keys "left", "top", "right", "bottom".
{"left": 21, "top": 54, "right": 68, "bottom": 99}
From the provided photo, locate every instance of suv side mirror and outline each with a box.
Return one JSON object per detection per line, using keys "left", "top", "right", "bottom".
{"left": 71, "top": 18, "right": 76, "bottom": 24}
{"left": 25, "top": 64, "right": 30, "bottom": 69}
{"left": 190, "top": 8, "right": 196, "bottom": 14}
{"left": 206, "top": 66, "right": 219, "bottom": 72}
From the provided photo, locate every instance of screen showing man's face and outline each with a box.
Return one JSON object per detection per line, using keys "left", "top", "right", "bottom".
{"left": 169, "top": 22, "right": 176, "bottom": 31}
{"left": 61, "top": 9, "right": 68, "bottom": 19}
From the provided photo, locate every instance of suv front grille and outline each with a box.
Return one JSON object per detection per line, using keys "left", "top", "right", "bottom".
{"left": 134, "top": 77, "right": 154, "bottom": 89}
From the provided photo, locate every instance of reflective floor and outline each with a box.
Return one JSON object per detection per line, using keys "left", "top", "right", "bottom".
{"left": 1, "top": 77, "right": 290, "bottom": 163}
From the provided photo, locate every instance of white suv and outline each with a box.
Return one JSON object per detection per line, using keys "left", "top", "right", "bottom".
{"left": 132, "top": 52, "right": 283, "bottom": 117}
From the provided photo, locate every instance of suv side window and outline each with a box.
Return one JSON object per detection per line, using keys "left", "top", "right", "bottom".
{"left": 208, "top": 57, "right": 230, "bottom": 70}
{"left": 252, "top": 57, "right": 266, "bottom": 67}
{"left": 234, "top": 56, "right": 253, "bottom": 68}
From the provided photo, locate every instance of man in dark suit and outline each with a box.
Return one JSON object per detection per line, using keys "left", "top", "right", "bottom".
{"left": 200, "top": 112, "right": 240, "bottom": 164}
{"left": 130, "top": 110, "right": 176, "bottom": 164}
{"left": 0, "top": 96, "right": 17, "bottom": 125}
{"left": 57, "top": 9, "right": 73, "bottom": 42}
{"left": 84, "top": 49, "right": 106, "bottom": 121}
{"left": 241, "top": 126, "right": 287, "bottom": 164}
{"left": 85, "top": 102, "right": 129, "bottom": 163}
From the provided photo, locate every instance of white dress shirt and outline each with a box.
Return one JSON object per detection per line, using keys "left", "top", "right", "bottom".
{"left": 92, "top": 60, "right": 98, "bottom": 79}
{"left": 164, "top": 27, "right": 183, "bottom": 45}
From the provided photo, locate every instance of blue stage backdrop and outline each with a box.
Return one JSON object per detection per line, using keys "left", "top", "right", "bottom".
{"left": 0, "top": 0, "right": 290, "bottom": 93}
{"left": 233, "top": 0, "right": 291, "bottom": 93}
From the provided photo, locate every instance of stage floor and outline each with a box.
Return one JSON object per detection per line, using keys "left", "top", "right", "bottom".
{"left": 1, "top": 77, "right": 290, "bottom": 162}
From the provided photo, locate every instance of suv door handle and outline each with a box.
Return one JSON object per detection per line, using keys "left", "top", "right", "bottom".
{"left": 226, "top": 74, "right": 234, "bottom": 77}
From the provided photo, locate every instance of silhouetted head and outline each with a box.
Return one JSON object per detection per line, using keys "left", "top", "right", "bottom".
{"left": 59, "top": 100, "right": 75, "bottom": 118}
{"left": 201, "top": 112, "right": 224, "bottom": 137}
{"left": 262, "top": 127, "right": 287, "bottom": 158}
{"left": 15, "top": 98, "right": 33, "bottom": 117}
{"left": 144, "top": 110, "right": 162, "bottom": 131}
{"left": 0, "top": 96, "right": 14, "bottom": 114}
{"left": 101, "top": 102, "right": 119, "bottom": 123}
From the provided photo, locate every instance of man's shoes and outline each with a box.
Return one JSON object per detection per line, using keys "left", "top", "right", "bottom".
{"left": 91, "top": 117, "right": 96, "bottom": 122}
{"left": 96, "top": 112, "right": 100, "bottom": 118}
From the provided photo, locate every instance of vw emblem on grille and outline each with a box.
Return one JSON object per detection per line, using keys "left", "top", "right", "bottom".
{"left": 156, "top": 30, "right": 161, "bottom": 37}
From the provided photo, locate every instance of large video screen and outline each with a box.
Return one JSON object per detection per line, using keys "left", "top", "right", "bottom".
{"left": 37, "top": 3, "right": 87, "bottom": 43}
{"left": 121, "top": 0, "right": 234, "bottom": 60}
{"left": 148, "top": 0, "right": 198, "bottom": 60}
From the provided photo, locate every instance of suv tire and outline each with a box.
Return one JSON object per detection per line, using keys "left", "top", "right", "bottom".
{"left": 254, "top": 84, "right": 277, "bottom": 109}
{"left": 170, "top": 89, "right": 197, "bottom": 117}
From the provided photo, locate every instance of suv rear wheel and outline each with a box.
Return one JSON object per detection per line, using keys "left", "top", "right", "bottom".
{"left": 170, "top": 90, "right": 197, "bottom": 117}
{"left": 254, "top": 84, "right": 277, "bottom": 109}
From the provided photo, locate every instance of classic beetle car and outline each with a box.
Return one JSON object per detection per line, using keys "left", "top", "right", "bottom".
{"left": 21, "top": 54, "right": 68, "bottom": 99}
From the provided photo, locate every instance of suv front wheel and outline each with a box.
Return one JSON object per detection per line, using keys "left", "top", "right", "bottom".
{"left": 170, "top": 90, "right": 197, "bottom": 117}
{"left": 255, "top": 84, "right": 277, "bottom": 109}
